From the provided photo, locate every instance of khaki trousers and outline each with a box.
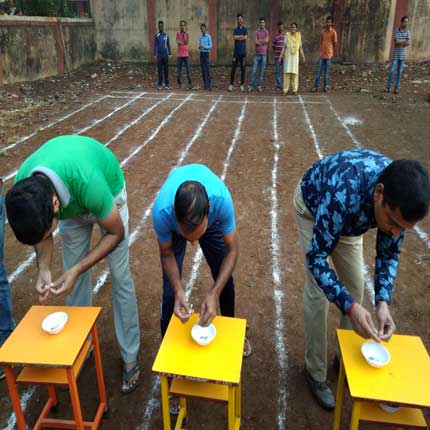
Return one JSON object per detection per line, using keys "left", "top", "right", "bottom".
{"left": 283, "top": 73, "right": 298, "bottom": 93}
{"left": 293, "top": 183, "right": 364, "bottom": 382}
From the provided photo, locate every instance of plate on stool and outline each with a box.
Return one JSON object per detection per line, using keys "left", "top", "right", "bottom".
{"left": 42, "top": 312, "right": 68, "bottom": 335}
{"left": 361, "top": 342, "right": 390, "bottom": 368}
{"left": 191, "top": 323, "right": 216, "bottom": 346}
{"left": 379, "top": 403, "right": 401, "bottom": 413}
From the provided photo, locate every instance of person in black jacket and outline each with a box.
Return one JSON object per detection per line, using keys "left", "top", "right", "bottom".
{"left": 154, "top": 20, "right": 171, "bottom": 90}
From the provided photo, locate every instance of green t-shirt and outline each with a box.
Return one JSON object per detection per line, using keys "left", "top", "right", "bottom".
{"left": 15, "top": 135, "right": 125, "bottom": 220}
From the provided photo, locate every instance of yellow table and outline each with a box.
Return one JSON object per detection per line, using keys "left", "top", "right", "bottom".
{"left": 152, "top": 313, "right": 246, "bottom": 430}
{"left": 333, "top": 329, "right": 430, "bottom": 430}
{"left": 0, "top": 306, "right": 107, "bottom": 430}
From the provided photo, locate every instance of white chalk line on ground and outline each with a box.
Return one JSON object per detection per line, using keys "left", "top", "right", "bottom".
{"left": 271, "top": 97, "right": 288, "bottom": 429}
{"left": 325, "top": 96, "right": 430, "bottom": 248}
{"left": 4, "top": 387, "right": 36, "bottom": 430}
{"left": 0, "top": 95, "right": 110, "bottom": 155}
{"left": 7, "top": 94, "right": 177, "bottom": 285}
{"left": 138, "top": 96, "right": 245, "bottom": 430}
{"left": 299, "top": 96, "right": 375, "bottom": 299}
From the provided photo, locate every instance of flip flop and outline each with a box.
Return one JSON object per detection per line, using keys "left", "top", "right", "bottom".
{"left": 120, "top": 362, "right": 140, "bottom": 394}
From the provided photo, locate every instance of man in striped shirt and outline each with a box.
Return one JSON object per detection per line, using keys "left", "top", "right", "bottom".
{"left": 386, "top": 16, "right": 410, "bottom": 94}
{"left": 272, "top": 21, "right": 286, "bottom": 90}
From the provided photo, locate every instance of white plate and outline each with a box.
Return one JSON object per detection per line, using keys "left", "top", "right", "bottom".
{"left": 191, "top": 323, "right": 216, "bottom": 346}
{"left": 379, "top": 403, "right": 401, "bottom": 413}
{"left": 42, "top": 312, "right": 68, "bottom": 335}
{"left": 361, "top": 342, "right": 390, "bottom": 368}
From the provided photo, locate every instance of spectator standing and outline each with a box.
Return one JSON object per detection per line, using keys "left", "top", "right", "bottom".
{"left": 248, "top": 18, "right": 270, "bottom": 92}
{"left": 154, "top": 20, "right": 171, "bottom": 90}
{"left": 272, "top": 21, "right": 286, "bottom": 90}
{"left": 199, "top": 23, "right": 213, "bottom": 90}
{"left": 386, "top": 16, "right": 410, "bottom": 94}
{"left": 229, "top": 13, "right": 248, "bottom": 92}
{"left": 176, "top": 20, "right": 192, "bottom": 90}
{"left": 312, "top": 16, "right": 337, "bottom": 93}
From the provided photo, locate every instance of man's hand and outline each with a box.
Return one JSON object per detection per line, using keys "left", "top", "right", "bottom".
{"left": 36, "top": 269, "right": 52, "bottom": 303}
{"left": 376, "top": 301, "right": 396, "bottom": 341}
{"left": 49, "top": 266, "right": 81, "bottom": 300}
{"left": 174, "top": 289, "right": 191, "bottom": 323}
{"left": 199, "top": 291, "right": 217, "bottom": 327}
{"left": 349, "top": 303, "right": 381, "bottom": 342}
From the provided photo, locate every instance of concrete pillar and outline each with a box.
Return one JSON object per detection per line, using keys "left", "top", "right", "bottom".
{"left": 270, "top": 0, "right": 281, "bottom": 64}
{"left": 147, "top": 0, "right": 156, "bottom": 58}
{"left": 208, "top": 0, "right": 217, "bottom": 62}
{"left": 55, "top": 20, "right": 65, "bottom": 74}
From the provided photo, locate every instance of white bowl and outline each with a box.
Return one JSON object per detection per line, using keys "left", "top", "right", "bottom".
{"left": 42, "top": 312, "right": 68, "bottom": 335}
{"left": 379, "top": 403, "right": 401, "bottom": 413}
{"left": 361, "top": 342, "right": 390, "bottom": 368}
{"left": 191, "top": 323, "right": 216, "bottom": 346}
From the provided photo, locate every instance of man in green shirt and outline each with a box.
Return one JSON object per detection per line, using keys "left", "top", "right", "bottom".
{"left": 6, "top": 135, "right": 141, "bottom": 394}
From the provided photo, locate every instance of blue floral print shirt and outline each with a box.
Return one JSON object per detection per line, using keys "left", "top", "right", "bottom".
{"left": 301, "top": 149, "right": 405, "bottom": 314}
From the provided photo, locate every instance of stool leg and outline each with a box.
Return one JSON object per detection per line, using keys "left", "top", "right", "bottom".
{"left": 91, "top": 324, "right": 107, "bottom": 408}
{"left": 235, "top": 384, "right": 241, "bottom": 424}
{"left": 228, "top": 385, "right": 236, "bottom": 430}
{"left": 4, "top": 365, "right": 27, "bottom": 430}
{"left": 160, "top": 376, "right": 171, "bottom": 430}
{"left": 349, "top": 400, "right": 361, "bottom": 430}
{"left": 333, "top": 357, "right": 345, "bottom": 430}
{"left": 47, "top": 385, "right": 58, "bottom": 409}
{"left": 67, "top": 368, "right": 84, "bottom": 430}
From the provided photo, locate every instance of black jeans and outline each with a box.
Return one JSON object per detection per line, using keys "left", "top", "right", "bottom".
{"left": 200, "top": 52, "right": 211, "bottom": 89}
{"left": 230, "top": 54, "right": 246, "bottom": 85}
{"left": 157, "top": 55, "right": 169, "bottom": 87}
{"left": 160, "top": 221, "right": 235, "bottom": 336}
{"left": 177, "top": 57, "right": 192, "bottom": 86}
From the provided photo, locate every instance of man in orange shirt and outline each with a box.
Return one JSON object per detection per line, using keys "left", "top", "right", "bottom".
{"left": 313, "top": 16, "right": 337, "bottom": 92}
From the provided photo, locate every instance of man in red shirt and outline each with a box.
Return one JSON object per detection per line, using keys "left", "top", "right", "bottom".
{"left": 176, "top": 20, "right": 192, "bottom": 90}
{"left": 312, "top": 16, "right": 337, "bottom": 93}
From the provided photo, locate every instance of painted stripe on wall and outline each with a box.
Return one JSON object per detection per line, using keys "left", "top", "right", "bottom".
{"left": 55, "top": 19, "right": 65, "bottom": 74}
{"left": 208, "top": 0, "right": 217, "bottom": 62}
{"left": 333, "top": 0, "right": 345, "bottom": 53}
{"left": 147, "top": 0, "right": 156, "bottom": 58}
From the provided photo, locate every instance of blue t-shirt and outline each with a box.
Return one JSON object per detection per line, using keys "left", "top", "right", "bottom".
{"left": 233, "top": 26, "right": 248, "bottom": 57}
{"left": 152, "top": 164, "right": 236, "bottom": 243}
{"left": 301, "top": 149, "right": 405, "bottom": 314}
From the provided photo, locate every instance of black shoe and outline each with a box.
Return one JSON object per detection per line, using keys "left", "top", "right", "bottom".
{"left": 304, "top": 367, "right": 335, "bottom": 410}
{"left": 394, "top": 88, "right": 399, "bottom": 94}
{"left": 323, "top": 87, "right": 329, "bottom": 93}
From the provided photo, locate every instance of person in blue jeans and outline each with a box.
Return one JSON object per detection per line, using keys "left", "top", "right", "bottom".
{"left": 152, "top": 164, "right": 252, "bottom": 357}
{"left": 153, "top": 20, "right": 171, "bottom": 90}
{"left": 248, "top": 18, "right": 269, "bottom": 92}
{"left": 199, "top": 23, "right": 212, "bottom": 90}
{"left": 0, "top": 179, "right": 15, "bottom": 380}
{"left": 386, "top": 16, "right": 410, "bottom": 94}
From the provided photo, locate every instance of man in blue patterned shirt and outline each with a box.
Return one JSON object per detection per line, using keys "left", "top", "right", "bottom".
{"left": 294, "top": 149, "right": 430, "bottom": 410}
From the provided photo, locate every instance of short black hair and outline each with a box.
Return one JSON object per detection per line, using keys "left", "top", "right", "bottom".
{"left": 259, "top": 17, "right": 266, "bottom": 22}
{"left": 200, "top": 23, "right": 207, "bottom": 29}
{"left": 291, "top": 22, "right": 298, "bottom": 27}
{"left": 158, "top": 20, "right": 164, "bottom": 25}
{"left": 236, "top": 13, "right": 243, "bottom": 19}
{"left": 326, "top": 16, "right": 333, "bottom": 21}
{"left": 180, "top": 20, "right": 187, "bottom": 25}
{"left": 378, "top": 160, "right": 430, "bottom": 222}
{"left": 278, "top": 21, "right": 283, "bottom": 26}
{"left": 401, "top": 15, "right": 408, "bottom": 22}
{"left": 174, "top": 181, "right": 209, "bottom": 233}
{"left": 6, "top": 176, "right": 56, "bottom": 245}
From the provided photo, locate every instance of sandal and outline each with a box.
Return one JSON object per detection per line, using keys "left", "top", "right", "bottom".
{"left": 169, "top": 395, "right": 180, "bottom": 415}
{"left": 120, "top": 361, "right": 140, "bottom": 394}
{"left": 243, "top": 336, "right": 252, "bottom": 358}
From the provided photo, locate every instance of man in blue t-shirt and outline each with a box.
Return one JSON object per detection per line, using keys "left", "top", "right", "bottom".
{"left": 229, "top": 13, "right": 248, "bottom": 92}
{"left": 153, "top": 20, "right": 171, "bottom": 90}
{"left": 294, "top": 149, "right": 430, "bottom": 410}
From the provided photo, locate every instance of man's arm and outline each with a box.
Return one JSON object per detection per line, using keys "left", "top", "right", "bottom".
{"left": 183, "top": 32, "right": 189, "bottom": 45}
{"left": 177, "top": 33, "right": 183, "bottom": 45}
{"left": 50, "top": 204, "right": 124, "bottom": 298}
{"left": 153, "top": 35, "right": 157, "bottom": 57}
{"left": 158, "top": 239, "right": 191, "bottom": 322}
{"left": 167, "top": 36, "right": 171, "bottom": 55}
{"left": 34, "top": 234, "right": 54, "bottom": 302}
{"left": 199, "top": 229, "right": 239, "bottom": 326}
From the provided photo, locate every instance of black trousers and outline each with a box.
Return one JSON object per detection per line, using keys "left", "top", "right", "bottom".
{"left": 157, "top": 55, "right": 169, "bottom": 86}
{"left": 230, "top": 54, "right": 246, "bottom": 85}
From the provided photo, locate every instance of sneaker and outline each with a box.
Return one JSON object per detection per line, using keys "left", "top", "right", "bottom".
{"left": 311, "top": 87, "right": 318, "bottom": 93}
{"left": 187, "top": 84, "right": 193, "bottom": 90}
{"left": 165, "top": 85, "right": 171, "bottom": 90}
{"left": 228, "top": 84, "right": 234, "bottom": 92}
{"left": 157, "top": 85, "right": 163, "bottom": 90}
{"left": 304, "top": 367, "right": 335, "bottom": 410}
{"left": 240, "top": 85, "right": 245, "bottom": 92}
{"left": 248, "top": 86, "right": 253, "bottom": 92}
{"left": 257, "top": 86, "right": 263, "bottom": 92}
{"left": 385, "top": 88, "right": 391, "bottom": 93}
{"left": 394, "top": 88, "right": 399, "bottom": 94}
{"left": 323, "top": 87, "right": 329, "bottom": 93}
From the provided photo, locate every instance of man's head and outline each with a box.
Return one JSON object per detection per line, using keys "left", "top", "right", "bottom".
{"left": 400, "top": 16, "right": 408, "bottom": 29}
{"left": 291, "top": 22, "right": 298, "bottom": 33}
{"left": 158, "top": 20, "right": 164, "bottom": 32}
{"left": 236, "top": 13, "right": 243, "bottom": 27}
{"left": 180, "top": 20, "right": 187, "bottom": 32}
{"left": 278, "top": 21, "right": 284, "bottom": 33}
{"left": 259, "top": 17, "right": 266, "bottom": 29}
{"left": 6, "top": 176, "right": 60, "bottom": 245}
{"left": 174, "top": 181, "right": 209, "bottom": 244}
{"left": 325, "top": 16, "right": 333, "bottom": 29}
{"left": 373, "top": 160, "right": 430, "bottom": 236}
{"left": 200, "top": 23, "right": 207, "bottom": 34}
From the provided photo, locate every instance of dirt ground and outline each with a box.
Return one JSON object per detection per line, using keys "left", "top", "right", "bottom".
{"left": 0, "top": 62, "right": 430, "bottom": 430}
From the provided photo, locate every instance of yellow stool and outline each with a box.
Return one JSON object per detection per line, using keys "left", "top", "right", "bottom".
{"left": 153, "top": 314, "right": 246, "bottom": 430}
{"left": 333, "top": 329, "right": 430, "bottom": 430}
